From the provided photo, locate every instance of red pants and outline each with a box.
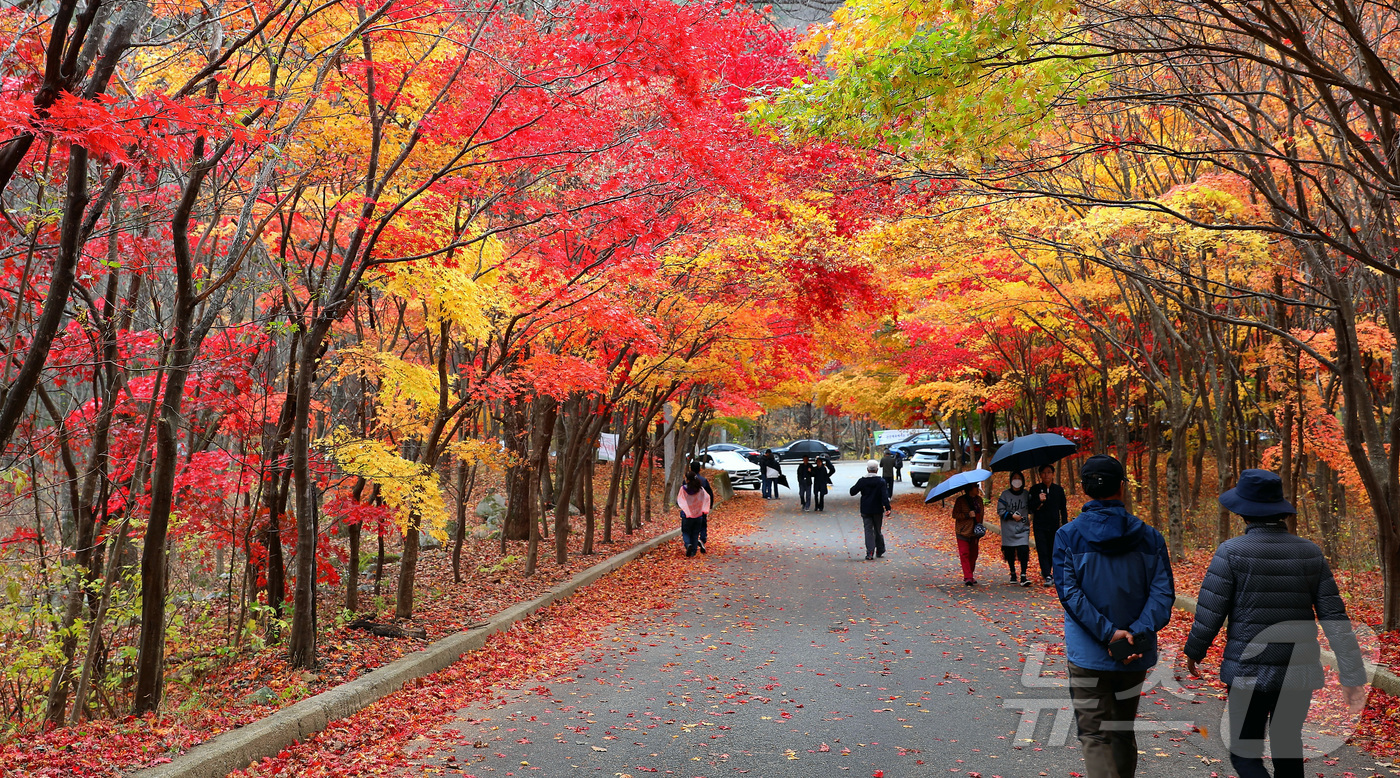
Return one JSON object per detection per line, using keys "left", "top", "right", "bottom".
{"left": 957, "top": 536, "right": 980, "bottom": 582}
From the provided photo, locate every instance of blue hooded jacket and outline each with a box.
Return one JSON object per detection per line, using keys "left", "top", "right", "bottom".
{"left": 1053, "top": 500, "right": 1175, "bottom": 672}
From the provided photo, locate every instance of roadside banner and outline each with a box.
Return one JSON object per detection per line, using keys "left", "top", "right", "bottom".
{"left": 597, "top": 432, "right": 618, "bottom": 461}
{"left": 874, "top": 428, "right": 930, "bottom": 447}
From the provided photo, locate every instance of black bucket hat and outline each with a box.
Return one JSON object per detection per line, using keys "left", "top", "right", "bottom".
{"left": 1218, "top": 469, "right": 1296, "bottom": 517}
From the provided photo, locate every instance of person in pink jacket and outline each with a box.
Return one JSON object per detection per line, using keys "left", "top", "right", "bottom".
{"left": 677, "top": 475, "right": 712, "bottom": 557}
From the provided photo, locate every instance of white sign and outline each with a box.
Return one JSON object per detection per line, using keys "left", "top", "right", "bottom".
{"left": 874, "top": 428, "right": 930, "bottom": 447}
{"left": 597, "top": 432, "right": 618, "bottom": 461}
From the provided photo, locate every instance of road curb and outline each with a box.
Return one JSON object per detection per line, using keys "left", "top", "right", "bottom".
{"left": 132, "top": 527, "right": 683, "bottom": 778}
{"left": 959, "top": 508, "right": 1400, "bottom": 697}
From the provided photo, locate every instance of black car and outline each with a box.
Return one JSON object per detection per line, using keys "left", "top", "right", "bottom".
{"left": 771, "top": 439, "right": 842, "bottom": 461}
{"left": 886, "top": 431, "right": 951, "bottom": 460}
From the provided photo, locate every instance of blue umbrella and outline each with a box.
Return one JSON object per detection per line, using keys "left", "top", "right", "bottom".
{"left": 924, "top": 469, "right": 992, "bottom": 503}
{"left": 990, "top": 433, "right": 1078, "bottom": 473}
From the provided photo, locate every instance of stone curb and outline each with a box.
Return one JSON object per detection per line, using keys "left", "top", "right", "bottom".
{"left": 948, "top": 504, "right": 1400, "bottom": 697}
{"left": 132, "top": 527, "right": 683, "bottom": 778}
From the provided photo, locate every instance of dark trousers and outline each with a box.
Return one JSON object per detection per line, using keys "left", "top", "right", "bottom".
{"left": 681, "top": 514, "right": 705, "bottom": 556}
{"left": 1002, "top": 544, "right": 1029, "bottom": 576}
{"left": 861, "top": 513, "right": 885, "bottom": 557}
{"left": 1227, "top": 684, "right": 1313, "bottom": 778}
{"left": 1067, "top": 662, "right": 1147, "bottom": 778}
{"left": 761, "top": 476, "right": 773, "bottom": 498}
{"left": 813, "top": 489, "right": 826, "bottom": 511}
{"left": 798, "top": 480, "right": 812, "bottom": 509}
{"left": 1032, "top": 517, "right": 1060, "bottom": 578}
{"left": 883, "top": 476, "right": 894, "bottom": 496}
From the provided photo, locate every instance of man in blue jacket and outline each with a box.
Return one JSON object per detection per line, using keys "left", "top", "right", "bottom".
{"left": 1053, "top": 455, "right": 1175, "bottom": 778}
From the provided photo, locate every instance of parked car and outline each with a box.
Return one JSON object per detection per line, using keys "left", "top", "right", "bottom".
{"left": 771, "top": 439, "right": 842, "bottom": 461}
{"left": 702, "top": 449, "right": 763, "bottom": 489}
{"left": 701, "top": 443, "right": 761, "bottom": 465}
{"left": 908, "top": 446, "right": 956, "bottom": 488}
{"left": 887, "top": 431, "right": 951, "bottom": 460}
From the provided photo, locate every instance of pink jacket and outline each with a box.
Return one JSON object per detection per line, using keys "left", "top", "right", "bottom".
{"left": 677, "top": 486, "right": 711, "bottom": 519}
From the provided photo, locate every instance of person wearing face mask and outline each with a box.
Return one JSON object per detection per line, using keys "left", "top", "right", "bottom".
{"left": 998, "top": 470, "right": 1033, "bottom": 586}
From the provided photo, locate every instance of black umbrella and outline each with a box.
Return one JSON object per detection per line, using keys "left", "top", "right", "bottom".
{"left": 783, "top": 440, "right": 834, "bottom": 458}
{"left": 989, "top": 433, "right": 1078, "bottom": 473}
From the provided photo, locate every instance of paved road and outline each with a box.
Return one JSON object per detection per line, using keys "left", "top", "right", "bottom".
{"left": 423, "top": 461, "right": 1386, "bottom": 777}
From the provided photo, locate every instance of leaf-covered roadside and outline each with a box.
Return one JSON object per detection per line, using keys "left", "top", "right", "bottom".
{"left": 0, "top": 484, "right": 740, "bottom": 777}
{"left": 226, "top": 501, "right": 765, "bottom": 777}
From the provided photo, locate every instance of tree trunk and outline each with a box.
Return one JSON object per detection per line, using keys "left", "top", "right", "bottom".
{"left": 395, "top": 517, "right": 420, "bottom": 619}
{"left": 603, "top": 436, "right": 625, "bottom": 544}
{"left": 553, "top": 398, "right": 591, "bottom": 565}
{"left": 1314, "top": 459, "right": 1342, "bottom": 565}
{"left": 288, "top": 322, "right": 332, "bottom": 669}
{"left": 525, "top": 397, "right": 559, "bottom": 575}
{"left": 1190, "top": 415, "right": 1207, "bottom": 510}
{"left": 346, "top": 519, "right": 361, "bottom": 612}
{"left": 452, "top": 461, "right": 476, "bottom": 583}
{"left": 133, "top": 140, "right": 212, "bottom": 714}
{"left": 583, "top": 455, "right": 596, "bottom": 555}
{"left": 1166, "top": 411, "right": 1188, "bottom": 560}
{"left": 503, "top": 401, "right": 532, "bottom": 541}
{"left": 345, "top": 477, "right": 366, "bottom": 612}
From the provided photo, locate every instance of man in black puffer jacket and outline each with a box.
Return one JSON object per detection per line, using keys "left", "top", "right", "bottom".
{"left": 1184, "top": 470, "right": 1369, "bottom": 778}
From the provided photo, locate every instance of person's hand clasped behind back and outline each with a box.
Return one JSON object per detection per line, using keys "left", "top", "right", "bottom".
{"left": 1109, "top": 629, "right": 1142, "bottom": 665}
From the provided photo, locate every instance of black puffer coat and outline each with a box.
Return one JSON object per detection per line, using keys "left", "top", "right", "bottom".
{"left": 1184, "top": 524, "right": 1368, "bottom": 691}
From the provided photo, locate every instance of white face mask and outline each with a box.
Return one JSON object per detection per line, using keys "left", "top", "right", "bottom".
{"left": 1011, "top": 479, "right": 1024, "bottom": 489}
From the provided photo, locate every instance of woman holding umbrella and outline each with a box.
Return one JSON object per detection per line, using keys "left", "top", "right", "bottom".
{"left": 925, "top": 469, "right": 993, "bottom": 585}
{"left": 952, "top": 483, "right": 986, "bottom": 585}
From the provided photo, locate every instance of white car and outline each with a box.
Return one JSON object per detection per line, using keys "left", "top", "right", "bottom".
{"left": 908, "top": 447, "right": 955, "bottom": 488}
{"left": 702, "top": 449, "right": 762, "bottom": 490}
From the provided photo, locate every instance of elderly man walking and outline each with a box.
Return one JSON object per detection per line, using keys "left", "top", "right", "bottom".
{"left": 1053, "top": 455, "right": 1175, "bottom": 778}
{"left": 850, "top": 460, "right": 892, "bottom": 560}
{"left": 1184, "top": 469, "right": 1369, "bottom": 778}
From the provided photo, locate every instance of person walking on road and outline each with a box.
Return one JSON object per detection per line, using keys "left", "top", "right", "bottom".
{"left": 811, "top": 457, "right": 836, "bottom": 512}
{"left": 1053, "top": 454, "right": 1174, "bottom": 778}
{"left": 850, "top": 460, "right": 892, "bottom": 560}
{"left": 952, "top": 483, "right": 985, "bottom": 585}
{"left": 894, "top": 449, "right": 904, "bottom": 482}
{"left": 879, "top": 450, "right": 897, "bottom": 496}
{"left": 797, "top": 456, "right": 815, "bottom": 511}
{"left": 998, "top": 471, "right": 1033, "bottom": 586}
{"left": 688, "top": 460, "right": 714, "bottom": 549}
{"left": 677, "top": 475, "right": 711, "bottom": 557}
{"left": 759, "top": 449, "right": 782, "bottom": 500}
{"left": 1029, "top": 464, "right": 1069, "bottom": 585}
{"left": 1184, "top": 469, "right": 1369, "bottom": 778}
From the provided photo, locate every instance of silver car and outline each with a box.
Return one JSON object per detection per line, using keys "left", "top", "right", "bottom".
{"left": 703, "top": 449, "right": 763, "bottom": 489}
